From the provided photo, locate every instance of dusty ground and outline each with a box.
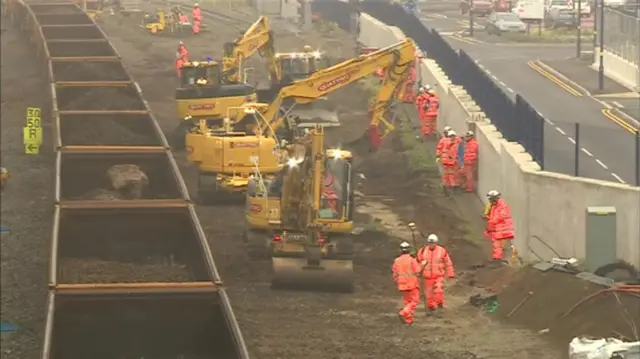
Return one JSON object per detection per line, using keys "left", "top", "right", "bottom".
{"left": 2, "top": 3, "right": 637, "bottom": 359}
{"left": 0, "top": 19, "right": 52, "bottom": 359}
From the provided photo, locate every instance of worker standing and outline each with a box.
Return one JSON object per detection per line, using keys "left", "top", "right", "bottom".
{"left": 192, "top": 3, "right": 202, "bottom": 35}
{"left": 438, "top": 130, "right": 458, "bottom": 192}
{"left": 416, "top": 234, "right": 455, "bottom": 314}
{"left": 392, "top": 241, "right": 421, "bottom": 324}
{"left": 461, "top": 131, "right": 478, "bottom": 192}
{"left": 422, "top": 89, "right": 439, "bottom": 136}
{"left": 400, "top": 63, "right": 417, "bottom": 103}
{"left": 175, "top": 41, "right": 189, "bottom": 78}
{"left": 435, "top": 126, "right": 452, "bottom": 158}
{"left": 484, "top": 190, "right": 515, "bottom": 262}
{"left": 418, "top": 88, "right": 433, "bottom": 137}
{"left": 415, "top": 87, "right": 427, "bottom": 113}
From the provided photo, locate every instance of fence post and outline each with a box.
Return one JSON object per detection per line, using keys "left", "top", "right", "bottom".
{"left": 636, "top": 130, "right": 640, "bottom": 186}
{"left": 539, "top": 115, "right": 545, "bottom": 170}
{"left": 574, "top": 123, "right": 580, "bottom": 176}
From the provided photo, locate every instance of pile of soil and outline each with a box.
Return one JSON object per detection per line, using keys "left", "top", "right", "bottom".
{"left": 63, "top": 118, "right": 157, "bottom": 145}
{"left": 58, "top": 258, "right": 192, "bottom": 283}
{"left": 53, "top": 62, "right": 128, "bottom": 82}
{"left": 63, "top": 87, "right": 144, "bottom": 111}
{"left": 106, "top": 164, "right": 149, "bottom": 199}
{"left": 473, "top": 266, "right": 640, "bottom": 347}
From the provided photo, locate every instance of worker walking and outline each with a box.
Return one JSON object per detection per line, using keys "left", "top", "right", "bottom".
{"left": 461, "top": 131, "right": 478, "bottom": 192}
{"left": 484, "top": 190, "right": 515, "bottom": 262}
{"left": 392, "top": 241, "right": 421, "bottom": 324}
{"left": 437, "top": 130, "right": 459, "bottom": 192}
{"left": 416, "top": 234, "right": 455, "bottom": 313}
{"left": 175, "top": 41, "right": 189, "bottom": 77}
{"left": 192, "top": 3, "right": 201, "bottom": 35}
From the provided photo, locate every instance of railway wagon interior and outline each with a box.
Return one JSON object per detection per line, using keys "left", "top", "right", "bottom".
{"left": 5, "top": 1, "right": 250, "bottom": 358}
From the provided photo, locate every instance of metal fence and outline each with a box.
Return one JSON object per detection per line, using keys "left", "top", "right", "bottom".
{"left": 596, "top": 4, "right": 640, "bottom": 65}
{"left": 312, "top": 0, "right": 546, "bottom": 167}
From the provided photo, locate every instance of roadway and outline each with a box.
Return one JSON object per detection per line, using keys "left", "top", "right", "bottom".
{"left": 417, "top": 0, "right": 638, "bottom": 185}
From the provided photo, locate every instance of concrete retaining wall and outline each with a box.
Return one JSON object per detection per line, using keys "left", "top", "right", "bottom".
{"left": 593, "top": 48, "right": 640, "bottom": 93}
{"left": 358, "top": 13, "right": 640, "bottom": 267}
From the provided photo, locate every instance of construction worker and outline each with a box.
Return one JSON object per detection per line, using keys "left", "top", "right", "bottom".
{"left": 422, "top": 88, "right": 439, "bottom": 136}
{"left": 192, "top": 3, "right": 202, "bottom": 35}
{"left": 392, "top": 241, "right": 421, "bottom": 324}
{"left": 461, "top": 131, "right": 478, "bottom": 192}
{"left": 175, "top": 41, "right": 189, "bottom": 77}
{"left": 484, "top": 190, "right": 515, "bottom": 262}
{"left": 415, "top": 86, "right": 427, "bottom": 113}
{"left": 417, "top": 88, "right": 431, "bottom": 137}
{"left": 400, "top": 63, "right": 417, "bottom": 103}
{"left": 416, "top": 234, "right": 455, "bottom": 313}
{"left": 437, "top": 130, "right": 458, "bottom": 191}
{"left": 435, "top": 126, "right": 452, "bottom": 160}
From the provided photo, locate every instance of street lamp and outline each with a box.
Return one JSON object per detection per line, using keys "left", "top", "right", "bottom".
{"left": 469, "top": 0, "right": 475, "bottom": 37}
{"left": 576, "top": 0, "right": 582, "bottom": 58}
{"left": 597, "top": 0, "right": 605, "bottom": 90}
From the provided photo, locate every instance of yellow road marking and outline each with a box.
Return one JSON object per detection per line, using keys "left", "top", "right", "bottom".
{"left": 527, "top": 61, "right": 583, "bottom": 97}
{"left": 601, "top": 109, "right": 639, "bottom": 134}
{"left": 450, "top": 33, "right": 486, "bottom": 45}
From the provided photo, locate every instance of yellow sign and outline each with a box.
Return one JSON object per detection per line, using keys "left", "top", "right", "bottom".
{"left": 25, "top": 144, "right": 40, "bottom": 155}
{"left": 23, "top": 127, "right": 43, "bottom": 145}
{"left": 26, "top": 107, "right": 42, "bottom": 128}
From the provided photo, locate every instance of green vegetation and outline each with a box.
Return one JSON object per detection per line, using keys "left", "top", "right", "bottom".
{"left": 314, "top": 20, "right": 339, "bottom": 36}
{"left": 398, "top": 120, "right": 437, "bottom": 172}
{"left": 503, "top": 28, "right": 595, "bottom": 43}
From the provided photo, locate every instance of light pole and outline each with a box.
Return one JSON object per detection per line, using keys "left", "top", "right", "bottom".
{"left": 469, "top": 0, "right": 475, "bottom": 37}
{"left": 597, "top": 0, "right": 605, "bottom": 90}
{"left": 576, "top": 0, "right": 582, "bottom": 58}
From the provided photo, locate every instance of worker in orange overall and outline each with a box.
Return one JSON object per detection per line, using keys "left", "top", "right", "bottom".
{"left": 484, "top": 190, "right": 515, "bottom": 262}
{"left": 422, "top": 88, "right": 439, "bottom": 136}
{"left": 415, "top": 86, "right": 428, "bottom": 114}
{"left": 435, "top": 126, "right": 452, "bottom": 157}
{"left": 437, "top": 130, "right": 459, "bottom": 192}
{"left": 417, "top": 88, "right": 433, "bottom": 137}
{"left": 460, "top": 131, "right": 478, "bottom": 192}
{"left": 399, "top": 64, "right": 417, "bottom": 103}
{"left": 392, "top": 241, "right": 421, "bottom": 324}
{"left": 175, "top": 41, "right": 189, "bottom": 77}
{"left": 192, "top": 3, "right": 202, "bottom": 35}
{"left": 416, "top": 234, "right": 455, "bottom": 314}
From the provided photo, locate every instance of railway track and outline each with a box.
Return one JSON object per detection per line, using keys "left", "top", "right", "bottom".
{"left": 4, "top": 1, "right": 250, "bottom": 358}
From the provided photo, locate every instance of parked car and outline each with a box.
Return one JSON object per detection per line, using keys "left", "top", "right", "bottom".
{"left": 460, "top": 0, "right": 494, "bottom": 16}
{"left": 493, "top": 0, "right": 512, "bottom": 12}
{"left": 544, "top": 8, "right": 578, "bottom": 28}
{"left": 486, "top": 11, "right": 528, "bottom": 34}
{"left": 545, "top": 0, "right": 571, "bottom": 13}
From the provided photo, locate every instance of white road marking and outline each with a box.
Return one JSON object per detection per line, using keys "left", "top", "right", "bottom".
{"left": 611, "top": 173, "right": 626, "bottom": 183}
{"left": 581, "top": 148, "right": 593, "bottom": 157}
{"left": 567, "top": 137, "right": 576, "bottom": 144}
{"left": 556, "top": 127, "right": 566, "bottom": 135}
{"left": 612, "top": 101, "right": 624, "bottom": 108}
{"left": 596, "top": 159, "right": 608, "bottom": 169}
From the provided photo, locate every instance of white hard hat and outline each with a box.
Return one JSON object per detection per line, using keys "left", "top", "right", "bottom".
{"left": 448, "top": 130, "right": 456, "bottom": 137}
{"left": 400, "top": 241, "right": 411, "bottom": 249}
{"left": 194, "top": 2, "right": 199, "bottom": 6}
{"left": 466, "top": 130, "right": 474, "bottom": 137}
{"left": 418, "top": 86, "right": 425, "bottom": 92}
{"left": 424, "top": 85, "right": 432, "bottom": 91}
{"left": 487, "top": 190, "right": 500, "bottom": 198}
{"left": 427, "top": 234, "right": 438, "bottom": 243}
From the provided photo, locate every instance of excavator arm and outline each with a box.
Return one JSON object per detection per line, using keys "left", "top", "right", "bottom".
{"left": 222, "top": 16, "right": 280, "bottom": 84}
{"left": 259, "top": 39, "right": 418, "bottom": 137}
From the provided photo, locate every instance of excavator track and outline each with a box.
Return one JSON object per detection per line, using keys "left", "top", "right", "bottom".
{"left": 4, "top": 1, "right": 249, "bottom": 358}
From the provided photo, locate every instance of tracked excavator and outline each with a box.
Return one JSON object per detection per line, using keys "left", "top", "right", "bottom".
{"left": 239, "top": 39, "right": 419, "bottom": 291}
{"left": 185, "top": 39, "right": 418, "bottom": 206}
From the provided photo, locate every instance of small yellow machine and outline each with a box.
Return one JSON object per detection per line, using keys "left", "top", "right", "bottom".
{"left": 238, "top": 39, "right": 419, "bottom": 290}
{"left": 245, "top": 128, "right": 357, "bottom": 291}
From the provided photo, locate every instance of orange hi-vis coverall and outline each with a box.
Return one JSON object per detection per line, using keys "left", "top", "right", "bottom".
{"left": 416, "top": 245, "right": 455, "bottom": 309}
{"left": 392, "top": 253, "right": 421, "bottom": 324}
{"left": 415, "top": 92, "right": 429, "bottom": 115}
{"left": 399, "top": 65, "right": 417, "bottom": 103}
{"left": 440, "top": 137, "right": 459, "bottom": 188}
{"left": 192, "top": 6, "right": 202, "bottom": 34}
{"left": 485, "top": 198, "right": 515, "bottom": 260}
{"left": 461, "top": 137, "right": 478, "bottom": 192}
{"left": 422, "top": 95, "right": 439, "bottom": 136}
{"left": 175, "top": 44, "right": 189, "bottom": 77}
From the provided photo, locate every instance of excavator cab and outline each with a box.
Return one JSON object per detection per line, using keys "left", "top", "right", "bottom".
{"left": 172, "top": 61, "right": 258, "bottom": 148}
{"left": 274, "top": 47, "right": 332, "bottom": 85}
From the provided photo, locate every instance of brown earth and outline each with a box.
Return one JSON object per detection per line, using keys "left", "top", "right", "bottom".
{"left": 2, "top": 4, "right": 638, "bottom": 359}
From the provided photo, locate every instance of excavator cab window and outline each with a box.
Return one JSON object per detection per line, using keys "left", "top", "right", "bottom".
{"left": 180, "top": 65, "right": 221, "bottom": 88}
{"left": 279, "top": 56, "right": 331, "bottom": 81}
{"left": 319, "top": 157, "right": 350, "bottom": 220}
{"left": 247, "top": 175, "right": 281, "bottom": 199}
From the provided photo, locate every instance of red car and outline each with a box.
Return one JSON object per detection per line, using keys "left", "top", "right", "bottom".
{"left": 460, "top": 0, "right": 494, "bottom": 16}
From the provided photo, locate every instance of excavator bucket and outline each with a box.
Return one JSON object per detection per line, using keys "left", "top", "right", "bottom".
{"left": 271, "top": 257, "right": 355, "bottom": 292}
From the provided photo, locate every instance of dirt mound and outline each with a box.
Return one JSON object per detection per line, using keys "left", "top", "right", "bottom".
{"left": 107, "top": 164, "right": 149, "bottom": 199}
{"left": 473, "top": 266, "right": 640, "bottom": 347}
{"left": 52, "top": 62, "right": 129, "bottom": 82}
{"left": 58, "top": 258, "right": 192, "bottom": 283}
{"left": 61, "top": 87, "right": 144, "bottom": 111}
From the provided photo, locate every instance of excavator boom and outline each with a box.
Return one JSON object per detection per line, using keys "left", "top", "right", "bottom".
{"left": 222, "top": 16, "right": 280, "bottom": 83}
{"left": 260, "top": 39, "right": 418, "bottom": 137}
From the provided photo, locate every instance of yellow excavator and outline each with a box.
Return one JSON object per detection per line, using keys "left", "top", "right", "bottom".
{"left": 185, "top": 39, "right": 418, "bottom": 206}
{"left": 239, "top": 39, "right": 418, "bottom": 291}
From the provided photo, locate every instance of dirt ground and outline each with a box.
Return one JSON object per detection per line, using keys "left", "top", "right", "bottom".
{"left": 1, "top": 4, "right": 638, "bottom": 359}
